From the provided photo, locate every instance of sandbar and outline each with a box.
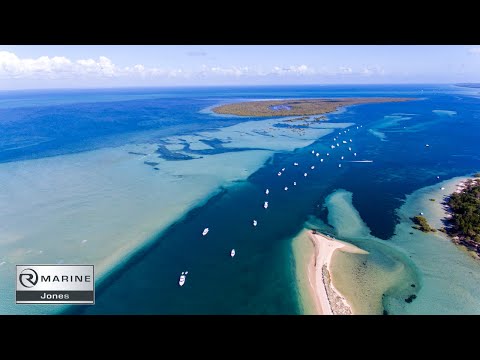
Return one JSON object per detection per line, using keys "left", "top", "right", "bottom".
{"left": 306, "top": 230, "right": 367, "bottom": 315}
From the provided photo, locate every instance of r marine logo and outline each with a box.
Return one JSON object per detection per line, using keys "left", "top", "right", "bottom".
{"left": 16, "top": 265, "right": 95, "bottom": 304}
{"left": 19, "top": 268, "right": 39, "bottom": 288}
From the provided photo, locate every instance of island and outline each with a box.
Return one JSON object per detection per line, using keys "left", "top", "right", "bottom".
{"left": 411, "top": 215, "right": 436, "bottom": 232}
{"left": 444, "top": 174, "right": 480, "bottom": 257}
{"left": 212, "top": 98, "right": 416, "bottom": 117}
{"left": 455, "top": 83, "right": 480, "bottom": 89}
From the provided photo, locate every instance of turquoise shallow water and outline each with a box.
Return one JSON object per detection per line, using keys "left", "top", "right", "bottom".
{"left": 0, "top": 85, "right": 479, "bottom": 314}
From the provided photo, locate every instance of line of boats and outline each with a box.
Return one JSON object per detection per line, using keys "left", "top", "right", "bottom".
{"left": 179, "top": 124, "right": 365, "bottom": 287}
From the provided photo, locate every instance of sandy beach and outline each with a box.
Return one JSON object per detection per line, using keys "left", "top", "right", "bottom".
{"left": 306, "top": 230, "right": 367, "bottom": 315}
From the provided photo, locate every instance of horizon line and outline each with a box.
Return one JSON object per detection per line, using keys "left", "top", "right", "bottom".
{"left": 0, "top": 82, "right": 465, "bottom": 93}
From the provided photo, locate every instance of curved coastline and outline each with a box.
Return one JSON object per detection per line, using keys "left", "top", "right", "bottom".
{"left": 307, "top": 230, "right": 368, "bottom": 315}
{"left": 442, "top": 175, "right": 480, "bottom": 259}
{"left": 301, "top": 175, "right": 480, "bottom": 315}
{"left": 293, "top": 228, "right": 367, "bottom": 315}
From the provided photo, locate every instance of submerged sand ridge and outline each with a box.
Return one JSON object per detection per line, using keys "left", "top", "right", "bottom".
{"left": 212, "top": 98, "right": 416, "bottom": 117}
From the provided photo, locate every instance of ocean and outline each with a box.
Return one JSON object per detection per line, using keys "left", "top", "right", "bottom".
{"left": 0, "top": 85, "right": 479, "bottom": 314}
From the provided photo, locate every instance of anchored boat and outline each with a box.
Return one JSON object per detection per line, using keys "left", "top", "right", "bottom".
{"left": 179, "top": 271, "right": 188, "bottom": 286}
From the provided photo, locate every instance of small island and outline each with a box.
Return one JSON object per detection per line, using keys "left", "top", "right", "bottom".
{"left": 411, "top": 215, "right": 436, "bottom": 233}
{"left": 212, "top": 98, "right": 416, "bottom": 117}
{"left": 455, "top": 83, "right": 480, "bottom": 89}
{"left": 444, "top": 174, "right": 480, "bottom": 257}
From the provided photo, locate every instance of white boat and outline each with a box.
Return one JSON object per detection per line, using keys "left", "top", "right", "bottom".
{"left": 179, "top": 272, "right": 187, "bottom": 286}
{"left": 202, "top": 228, "right": 209, "bottom": 236}
{"left": 230, "top": 249, "right": 236, "bottom": 257}
{"left": 311, "top": 150, "right": 315, "bottom": 154}
{"left": 282, "top": 168, "right": 285, "bottom": 172}
{"left": 293, "top": 181, "right": 297, "bottom": 186}
{"left": 354, "top": 152, "right": 357, "bottom": 156}
{"left": 320, "top": 159, "right": 324, "bottom": 162}
{"left": 333, "top": 137, "right": 336, "bottom": 141}
{"left": 337, "top": 143, "right": 340, "bottom": 147}
{"left": 326, "top": 153, "right": 330, "bottom": 156}
{"left": 338, "top": 164, "right": 342, "bottom": 168}
{"left": 344, "top": 131, "right": 347, "bottom": 134}
{"left": 311, "top": 165, "right": 315, "bottom": 169}
{"left": 420, "top": 212, "right": 424, "bottom": 215}
{"left": 342, "top": 140, "right": 347, "bottom": 144}
{"left": 425, "top": 144, "right": 430, "bottom": 147}
{"left": 341, "top": 156, "right": 344, "bottom": 160}
{"left": 253, "top": 220, "right": 257, "bottom": 227}
{"left": 316, "top": 153, "right": 319, "bottom": 157}
{"left": 349, "top": 139, "right": 352, "bottom": 143}
{"left": 441, "top": 187, "right": 445, "bottom": 190}
{"left": 265, "top": 189, "right": 269, "bottom": 195}
{"left": 338, "top": 132, "right": 341, "bottom": 135}
{"left": 278, "top": 172, "right": 282, "bottom": 176}
{"left": 284, "top": 186, "right": 288, "bottom": 191}
{"left": 360, "top": 125, "right": 363, "bottom": 127}
{"left": 294, "top": 162, "right": 298, "bottom": 166}
{"left": 348, "top": 147, "right": 352, "bottom": 151}
{"left": 436, "top": 176, "right": 440, "bottom": 179}
{"left": 264, "top": 201, "right": 269, "bottom": 209}
{"left": 331, "top": 145, "right": 335, "bottom": 149}
{"left": 356, "top": 126, "right": 359, "bottom": 129}
{"left": 304, "top": 173, "right": 308, "bottom": 177}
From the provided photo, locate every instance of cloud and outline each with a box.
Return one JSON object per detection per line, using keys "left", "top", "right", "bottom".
{"left": 207, "top": 66, "right": 253, "bottom": 76}
{"left": 76, "top": 56, "right": 116, "bottom": 76}
{"left": 468, "top": 47, "right": 480, "bottom": 55}
{"left": 360, "top": 66, "right": 385, "bottom": 76}
{"left": 338, "top": 66, "right": 353, "bottom": 74}
{"left": 187, "top": 51, "right": 207, "bottom": 56}
{"left": 0, "top": 51, "right": 123, "bottom": 79}
{"left": 0, "top": 51, "right": 73, "bottom": 78}
{"left": 198, "top": 64, "right": 316, "bottom": 78}
{"left": 271, "top": 64, "right": 314, "bottom": 75}
{"left": 0, "top": 50, "right": 387, "bottom": 85}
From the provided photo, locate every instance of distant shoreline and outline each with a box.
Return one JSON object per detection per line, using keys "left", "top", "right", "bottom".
{"left": 442, "top": 175, "right": 480, "bottom": 259}
{"left": 212, "top": 97, "right": 417, "bottom": 117}
{"left": 455, "top": 83, "right": 480, "bottom": 89}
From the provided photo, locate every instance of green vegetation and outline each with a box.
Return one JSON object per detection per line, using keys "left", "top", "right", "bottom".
{"left": 411, "top": 215, "right": 436, "bottom": 232}
{"left": 447, "top": 180, "right": 480, "bottom": 243}
{"left": 429, "top": 198, "right": 436, "bottom": 202}
{"left": 212, "top": 98, "right": 415, "bottom": 117}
